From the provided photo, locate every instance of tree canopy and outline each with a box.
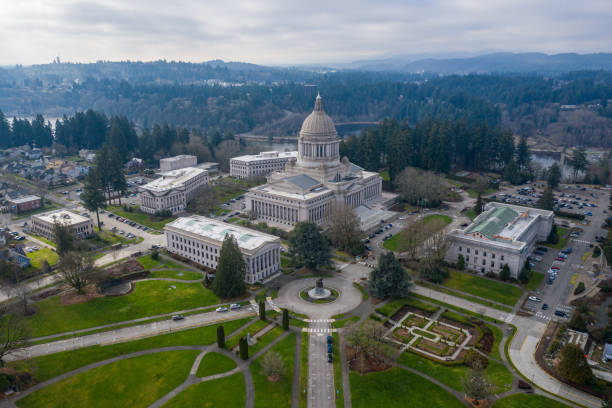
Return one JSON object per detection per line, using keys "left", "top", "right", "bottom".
{"left": 370, "top": 252, "right": 411, "bottom": 299}
{"left": 288, "top": 222, "right": 331, "bottom": 271}
{"left": 212, "top": 235, "right": 246, "bottom": 298}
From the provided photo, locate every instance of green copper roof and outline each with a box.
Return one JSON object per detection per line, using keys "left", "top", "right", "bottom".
{"left": 467, "top": 206, "right": 518, "bottom": 239}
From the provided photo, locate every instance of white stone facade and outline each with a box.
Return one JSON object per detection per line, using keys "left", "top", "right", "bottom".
{"left": 160, "top": 155, "right": 197, "bottom": 172}
{"left": 230, "top": 151, "right": 297, "bottom": 179}
{"left": 245, "top": 94, "right": 383, "bottom": 227}
{"left": 139, "top": 167, "right": 208, "bottom": 214}
{"left": 164, "top": 216, "right": 281, "bottom": 284}
{"left": 445, "top": 203, "right": 554, "bottom": 278}
{"left": 31, "top": 209, "right": 94, "bottom": 240}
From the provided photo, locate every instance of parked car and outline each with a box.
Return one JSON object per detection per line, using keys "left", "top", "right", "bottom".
{"left": 172, "top": 315, "right": 185, "bottom": 321}
{"left": 327, "top": 353, "right": 333, "bottom": 363}
{"left": 216, "top": 307, "right": 229, "bottom": 313}
{"left": 528, "top": 296, "right": 542, "bottom": 302}
{"left": 555, "top": 257, "right": 566, "bottom": 262}
{"left": 327, "top": 335, "right": 333, "bottom": 345}
{"left": 542, "top": 303, "right": 549, "bottom": 310}
{"left": 230, "top": 303, "right": 241, "bottom": 310}
{"left": 554, "top": 310, "right": 567, "bottom": 317}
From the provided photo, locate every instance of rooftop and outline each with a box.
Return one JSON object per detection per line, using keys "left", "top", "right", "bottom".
{"left": 231, "top": 151, "right": 297, "bottom": 163}
{"left": 141, "top": 167, "right": 207, "bottom": 193}
{"left": 165, "top": 216, "right": 279, "bottom": 251}
{"left": 160, "top": 155, "right": 197, "bottom": 163}
{"left": 34, "top": 209, "right": 90, "bottom": 226}
{"left": 7, "top": 195, "right": 40, "bottom": 204}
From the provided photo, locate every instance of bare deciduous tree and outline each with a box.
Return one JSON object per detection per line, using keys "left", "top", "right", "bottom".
{"left": 395, "top": 167, "right": 447, "bottom": 207}
{"left": 344, "top": 321, "right": 392, "bottom": 375}
{"left": 59, "top": 252, "right": 99, "bottom": 294}
{"left": 462, "top": 361, "right": 493, "bottom": 403}
{"left": 0, "top": 308, "right": 29, "bottom": 367}
{"left": 327, "top": 203, "right": 363, "bottom": 255}
{"left": 260, "top": 351, "right": 285, "bottom": 382}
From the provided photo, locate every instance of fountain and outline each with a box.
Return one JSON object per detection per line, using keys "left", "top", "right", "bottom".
{"left": 307, "top": 278, "right": 331, "bottom": 300}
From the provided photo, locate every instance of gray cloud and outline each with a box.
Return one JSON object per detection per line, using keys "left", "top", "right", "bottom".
{"left": 1, "top": 0, "right": 611, "bottom": 65}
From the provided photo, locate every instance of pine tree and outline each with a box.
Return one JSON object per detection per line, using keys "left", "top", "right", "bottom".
{"left": 537, "top": 188, "right": 555, "bottom": 211}
{"left": 500, "top": 264, "right": 511, "bottom": 281}
{"left": 288, "top": 222, "right": 331, "bottom": 271}
{"left": 370, "top": 252, "right": 411, "bottom": 299}
{"left": 547, "top": 163, "right": 562, "bottom": 189}
{"left": 81, "top": 168, "right": 106, "bottom": 230}
{"left": 558, "top": 344, "right": 592, "bottom": 384}
{"left": 457, "top": 254, "right": 465, "bottom": 270}
{"left": 217, "top": 325, "right": 225, "bottom": 349}
{"left": 211, "top": 235, "right": 246, "bottom": 299}
{"left": 475, "top": 193, "right": 483, "bottom": 215}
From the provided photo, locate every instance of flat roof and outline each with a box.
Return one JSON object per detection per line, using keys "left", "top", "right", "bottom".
{"left": 231, "top": 151, "right": 297, "bottom": 163}
{"left": 165, "top": 216, "right": 279, "bottom": 252}
{"left": 34, "top": 209, "right": 90, "bottom": 226}
{"left": 160, "top": 155, "right": 197, "bottom": 163}
{"left": 8, "top": 195, "right": 40, "bottom": 204}
{"left": 249, "top": 182, "right": 332, "bottom": 201}
{"left": 141, "top": 167, "right": 206, "bottom": 193}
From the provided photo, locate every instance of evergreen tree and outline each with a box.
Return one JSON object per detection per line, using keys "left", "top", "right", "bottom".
{"left": 370, "top": 252, "right": 411, "bottom": 299}
{"left": 288, "top": 222, "right": 331, "bottom": 271}
{"left": 537, "top": 188, "right": 555, "bottom": 211}
{"left": 81, "top": 168, "right": 106, "bottom": 230}
{"left": 217, "top": 325, "right": 225, "bottom": 349}
{"left": 457, "top": 254, "right": 465, "bottom": 270}
{"left": 259, "top": 300, "right": 266, "bottom": 321}
{"left": 516, "top": 136, "right": 530, "bottom": 171}
{"left": 0, "top": 110, "right": 11, "bottom": 149}
{"left": 570, "top": 147, "right": 588, "bottom": 181}
{"left": 239, "top": 337, "right": 249, "bottom": 360}
{"left": 211, "top": 235, "right": 246, "bottom": 299}
{"left": 547, "top": 224, "right": 560, "bottom": 244}
{"left": 474, "top": 193, "right": 483, "bottom": 215}
{"left": 54, "top": 221, "right": 76, "bottom": 256}
{"left": 282, "top": 309, "right": 289, "bottom": 330}
{"left": 500, "top": 264, "right": 511, "bottom": 281}
{"left": 558, "top": 344, "right": 593, "bottom": 384}
{"left": 547, "top": 163, "right": 562, "bottom": 189}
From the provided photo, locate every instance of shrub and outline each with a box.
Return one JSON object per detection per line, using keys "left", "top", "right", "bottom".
{"left": 464, "top": 350, "right": 488, "bottom": 369}
{"left": 574, "top": 282, "right": 586, "bottom": 295}
{"left": 151, "top": 249, "right": 159, "bottom": 260}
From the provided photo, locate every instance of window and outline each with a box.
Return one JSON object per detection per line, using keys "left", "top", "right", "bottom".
{"left": 492, "top": 254, "right": 495, "bottom": 259}
{"left": 466, "top": 256, "right": 469, "bottom": 262}
{"left": 482, "top": 259, "right": 486, "bottom": 265}
{"left": 475, "top": 250, "right": 479, "bottom": 255}
{"left": 459, "top": 246, "right": 462, "bottom": 252}
{"left": 501, "top": 255, "right": 505, "bottom": 261}
{"left": 483, "top": 251, "right": 487, "bottom": 257}
{"left": 491, "top": 261, "right": 495, "bottom": 267}
{"left": 467, "top": 248, "right": 470, "bottom": 253}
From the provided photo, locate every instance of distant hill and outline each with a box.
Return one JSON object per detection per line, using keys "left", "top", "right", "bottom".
{"left": 340, "top": 52, "right": 612, "bottom": 74}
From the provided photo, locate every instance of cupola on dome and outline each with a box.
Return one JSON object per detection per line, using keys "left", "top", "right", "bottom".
{"left": 299, "top": 93, "right": 337, "bottom": 140}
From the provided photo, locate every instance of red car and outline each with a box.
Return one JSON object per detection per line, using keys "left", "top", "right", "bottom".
{"left": 555, "top": 257, "right": 566, "bottom": 262}
{"left": 550, "top": 266, "right": 560, "bottom": 270}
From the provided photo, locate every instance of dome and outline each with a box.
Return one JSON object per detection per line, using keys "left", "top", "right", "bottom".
{"left": 299, "top": 93, "right": 337, "bottom": 140}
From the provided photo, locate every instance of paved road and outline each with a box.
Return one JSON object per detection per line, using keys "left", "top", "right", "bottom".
{"left": 308, "top": 320, "right": 334, "bottom": 408}
{"left": 6, "top": 307, "right": 256, "bottom": 363}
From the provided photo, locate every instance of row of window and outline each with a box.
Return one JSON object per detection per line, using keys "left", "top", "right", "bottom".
{"left": 458, "top": 246, "right": 505, "bottom": 261}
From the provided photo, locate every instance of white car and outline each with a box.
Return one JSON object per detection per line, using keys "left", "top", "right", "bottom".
{"left": 230, "top": 303, "right": 241, "bottom": 310}
{"left": 528, "top": 296, "right": 542, "bottom": 302}
{"left": 216, "top": 306, "right": 228, "bottom": 313}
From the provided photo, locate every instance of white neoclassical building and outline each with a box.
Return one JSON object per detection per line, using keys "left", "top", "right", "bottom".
{"left": 230, "top": 151, "right": 298, "bottom": 179}
{"left": 31, "top": 209, "right": 94, "bottom": 240}
{"left": 164, "top": 216, "right": 281, "bottom": 284}
{"left": 160, "top": 155, "right": 197, "bottom": 172}
{"left": 445, "top": 203, "right": 554, "bottom": 278}
{"left": 245, "top": 94, "right": 383, "bottom": 227}
{"left": 139, "top": 167, "right": 208, "bottom": 214}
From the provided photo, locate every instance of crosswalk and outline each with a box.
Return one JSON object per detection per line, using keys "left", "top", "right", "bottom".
{"left": 303, "top": 327, "right": 337, "bottom": 333}
{"left": 305, "top": 319, "right": 335, "bottom": 323}
{"left": 571, "top": 238, "right": 592, "bottom": 245}
{"left": 535, "top": 312, "right": 551, "bottom": 321}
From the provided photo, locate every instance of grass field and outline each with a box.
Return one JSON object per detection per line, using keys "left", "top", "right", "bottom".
{"left": 106, "top": 206, "right": 175, "bottom": 230}
{"left": 441, "top": 270, "right": 523, "bottom": 307}
{"left": 26, "top": 247, "right": 59, "bottom": 268}
{"left": 27, "top": 232, "right": 56, "bottom": 247}
{"left": 398, "top": 351, "right": 512, "bottom": 393}
{"left": 137, "top": 254, "right": 161, "bottom": 269}
{"left": 251, "top": 332, "right": 295, "bottom": 408}
{"left": 25, "top": 280, "right": 220, "bottom": 337}
{"left": 332, "top": 333, "right": 343, "bottom": 408}
{"left": 10, "top": 318, "right": 251, "bottom": 383}
{"left": 384, "top": 214, "right": 452, "bottom": 252}
{"left": 375, "top": 296, "right": 440, "bottom": 317}
{"left": 420, "top": 282, "right": 513, "bottom": 312}
{"left": 17, "top": 350, "right": 199, "bottom": 408}
{"left": 195, "top": 352, "right": 237, "bottom": 377}
{"left": 349, "top": 367, "right": 464, "bottom": 408}
{"left": 525, "top": 272, "right": 545, "bottom": 291}
{"left": 149, "top": 270, "right": 203, "bottom": 280}
{"left": 491, "top": 394, "right": 570, "bottom": 408}
{"left": 299, "top": 333, "right": 308, "bottom": 408}
{"left": 162, "top": 373, "right": 246, "bottom": 407}
{"left": 465, "top": 208, "right": 477, "bottom": 220}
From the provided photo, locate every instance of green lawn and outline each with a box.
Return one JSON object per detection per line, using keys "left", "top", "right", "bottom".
{"left": 106, "top": 206, "right": 175, "bottom": 230}
{"left": 17, "top": 350, "right": 199, "bottom": 408}
{"left": 442, "top": 270, "right": 523, "bottom": 307}
{"left": 465, "top": 208, "right": 477, "bottom": 220}
{"left": 491, "top": 394, "right": 570, "bottom": 408}
{"left": 249, "top": 326, "right": 286, "bottom": 355}
{"left": 349, "top": 367, "right": 464, "bottom": 408}
{"left": 525, "top": 272, "right": 545, "bottom": 291}
{"left": 251, "top": 332, "right": 295, "bottom": 408}
{"left": 332, "top": 333, "right": 343, "bottom": 408}
{"left": 467, "top": 187, "right": 497, "bottom": 198}
{"left": 226, "top": 320, "right": 270, "bottom": 350}
{"left": 375, "top": 296, "right": 440, "bottom": 317}
{"left": 137, "top": 254, "right": 161, "bottom": 269}
{"left": 487, "top": 324, "right": 504, "bottom": 360}
{"left": 299, "top": 333, "right": 308, "bottom": 408}
{"left": 26, "top": 247, "right": 59, "bottom": 268}
{"left": 398, "top": 351, "right": 512, "bottom": 393}
{"left": 26, "top": 232, "right": 56, "bottom": 247}
{"left": 353, "top": 282, "right": 369, "bottom": 301}
{"left": 162, "top": 373, "right": 245, "bottom": 408}
{"left": 333, "top": 316, "right": 360, "bottom": 328}
{"left": 195, "top": 352, "right": 237, "bottom": 377}
{"left": 384, "top": 214, "right": 452, "bottom": 252}
{"left": 149, "top": 270, "right": 203, "bottom": 280}
{"left": 25, "top": 280, "right": 220, "bottom": 337}
{"left": 420, "top": 282, "right": 513, "bottom": 312}
{"left": 10, "top": 318, "right": 251, "bottom": 383}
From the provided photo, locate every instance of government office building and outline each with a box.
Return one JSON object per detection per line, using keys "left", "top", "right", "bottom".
{"left": 139, "top": 167, "right": 208, "bottom": 214}
{"left": 230, "top": 151, "right": 298, "bottom": 179}
{"left": 445, "top": 203, "right": 554, "bottom": 278}
{"left": 164, "top": 216, "right": 281, "bottom": 284}
{"left": 31, "top": 209, "right": 94, "bottom": 240}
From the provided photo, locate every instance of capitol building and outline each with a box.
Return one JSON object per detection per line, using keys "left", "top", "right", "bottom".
{"left": 245, "top": 94, "right": 391, "bottom": 229}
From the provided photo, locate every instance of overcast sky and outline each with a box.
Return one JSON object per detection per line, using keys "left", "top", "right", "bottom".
{"left": 1, "top": 0, "right": 611, "bottom": 66}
